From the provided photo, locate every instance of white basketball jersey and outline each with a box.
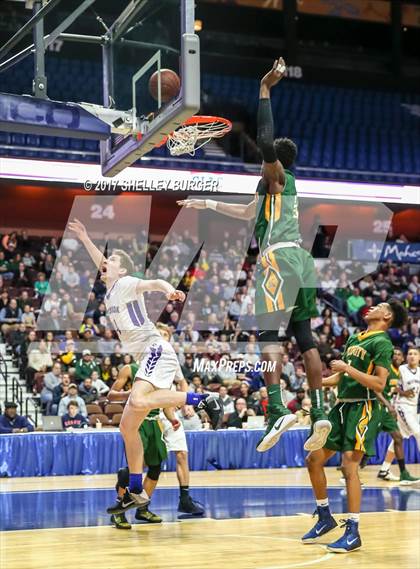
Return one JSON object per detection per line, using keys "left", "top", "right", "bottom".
{"left": 104, "top": 276, "right": 161, "bottom": 356}
{"left": 396, "top": 364, "right": 420, "bottom": 407}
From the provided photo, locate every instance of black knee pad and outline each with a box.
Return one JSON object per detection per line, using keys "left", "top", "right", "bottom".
{"left": 258, "top": 329, "right": 281, "bottom": 345}
{"left": 147, "top": 464, "right": 161, "bottom": 481}
{"left": 116, "top": 467, "right": 129, "bottom": 491}
{"left": 290, "top": 319, "right": 316, "bottom": 354}
{"left": 257, "top": 310, "right": 292, "bottom": 343}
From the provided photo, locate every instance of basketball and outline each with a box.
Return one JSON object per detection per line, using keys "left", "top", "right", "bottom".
{"left": 149, "top": 69, "right": 181, "bottom": 103}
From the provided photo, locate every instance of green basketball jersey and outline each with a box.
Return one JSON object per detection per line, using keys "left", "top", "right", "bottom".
{"left": 254, "top": 170, "right": 301, "bottom": 251}
{"left": 383, "top": 364, "right": 400, "bottom": 401}
{"left": 130, "top": 363, "right": 159, "bottom": 418}
{"left": 338, "top": 330, "right": 394, "bottom": 400}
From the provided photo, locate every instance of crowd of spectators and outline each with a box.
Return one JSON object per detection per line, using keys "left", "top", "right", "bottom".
{"left": 0, "top": 229, "right": 418, "bottom": 430}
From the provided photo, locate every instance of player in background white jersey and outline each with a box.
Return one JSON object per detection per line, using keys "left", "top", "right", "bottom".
{"left": 69, "top": 219, "right": 222, "bottom": 513}
{"left": 382, "top": 347, "right": 420, "bottom": 481}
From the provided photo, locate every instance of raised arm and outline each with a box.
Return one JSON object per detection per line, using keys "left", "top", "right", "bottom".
{"left": 176, "top": 198, "right": 256, "bottom": 220}
{"left": 68, "top": 218, "right": 105, "bottom": 270}
{"left": 135, "top": 278, "right": 186, "bottom": 302}
{"left": 331, "top": 360, "right": 388, "bottom": 392}
{"left": 257, "top": 58, "right": 287, "bottom": 191}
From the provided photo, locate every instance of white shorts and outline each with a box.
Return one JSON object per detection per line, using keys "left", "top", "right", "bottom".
{"left": 396, "top": 404, "right": 420, "bottom": 442}
{"left": 134, "top": 339, "right": 179, "bottom": 390}
{"left": 160, "top": 413, "right": 188, "bottom": 452}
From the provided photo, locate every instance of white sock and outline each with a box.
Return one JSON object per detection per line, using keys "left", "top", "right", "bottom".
{"left": 348, "top": 513, "right": 360, "bottom": 523}
{"left": 316, "top": 498, "right": 329, "bottom": 508}
{"left": 381, "top": 461, "right": 391, "bottom": 472}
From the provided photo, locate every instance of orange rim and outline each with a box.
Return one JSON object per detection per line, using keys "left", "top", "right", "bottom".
{"left": 135, "top": 115, "right": 232, "bottom": 148}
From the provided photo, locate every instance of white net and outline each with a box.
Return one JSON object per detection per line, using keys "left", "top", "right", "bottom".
{"left": 166, "top": 118, "right": 231, "bottom": 156}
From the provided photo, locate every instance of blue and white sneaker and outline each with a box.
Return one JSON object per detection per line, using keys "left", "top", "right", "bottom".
{"left": 301, "top": 506, "right": 338, "bottom": 543}
{"left": 327, "top": 519, "right": 362, "bottom": 553}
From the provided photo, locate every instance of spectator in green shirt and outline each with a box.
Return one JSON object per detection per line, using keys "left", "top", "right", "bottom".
{"left": 34, "top": 272, "right": 50, "bottom": 296}
{"left": 346, "top": 287, "right": 366, "bottom": 324}
{"left": 75, "top": 349, "right": 101, "bottom": 382}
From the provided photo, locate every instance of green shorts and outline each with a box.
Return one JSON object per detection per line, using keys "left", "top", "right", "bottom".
{"left": 255, "top": 246, "right": 317, "bottom": 327}
{"left": 378, "top": 404, "right": 399, "bottom": 433}
{"left": 325, "top": 400, "right": 381, "bottom": 457}
{"left": 139, "top": 418, "right": 167, "bottom": 466}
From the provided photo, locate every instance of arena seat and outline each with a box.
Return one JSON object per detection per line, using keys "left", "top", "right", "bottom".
{"left": 111, "top": 413, "right": 122, "bottom": 426}
{"left": 89, "top": 413, "right": 111, "bottom": 427}
{"left": 86, "top": 404, "right": 102, "bottom": 415}
{"left": 104, "top": 403, "right": 124, "bottom": 418}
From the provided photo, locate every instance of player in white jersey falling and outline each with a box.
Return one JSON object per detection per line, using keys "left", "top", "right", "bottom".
{"left": 382, "top": 347, "right": 420, "bottom": 478}
{"left": 69, "top": 219, "right": 222, "bottom": 512}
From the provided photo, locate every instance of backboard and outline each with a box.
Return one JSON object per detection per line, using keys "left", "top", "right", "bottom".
{"left": 100, "top": 0, "right": 201, "bottom": 177}
{"left": 0, "top": 0, "right": 200, "bottom": 177}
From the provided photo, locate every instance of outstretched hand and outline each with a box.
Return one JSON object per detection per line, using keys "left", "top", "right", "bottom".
{"left": 261, "top": 57, "right": 286, "bottom": 89}
{"left": 177, "top": 199, "right": 207, "bottom": 209}
{"left": 68, "top": 218, "right": 88, "bottom": 241}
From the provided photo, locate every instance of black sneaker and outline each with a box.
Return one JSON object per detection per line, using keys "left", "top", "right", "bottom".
{"left": 107, "top": 489, "right": 150, "bottom": 514}
{"left": 178, "top": 496, "right": 205, "bottom": 517}
{"left": 110, "top": 513, "right": 132, "bottom": 530}
{"left": 135, "top": 507, "right": 162, "bottom": 523}
{"left": 197, "top": 394, "right": 223, "bottom": 430}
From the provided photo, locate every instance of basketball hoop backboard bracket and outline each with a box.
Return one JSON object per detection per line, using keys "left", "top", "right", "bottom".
{"left": 100, "top": 0, "right": 201, "bottom": 177}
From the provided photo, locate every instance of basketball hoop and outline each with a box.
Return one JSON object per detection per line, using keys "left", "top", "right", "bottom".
{"left": 163, "top": 115, "right": 232, "bottom": 156}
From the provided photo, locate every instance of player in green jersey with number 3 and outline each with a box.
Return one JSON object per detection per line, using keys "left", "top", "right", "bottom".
{"left": 178, "top": 57, "right": 331, "bottom": 455}
{"left": 302, "top": 300, "right": 407, "bottom": 553}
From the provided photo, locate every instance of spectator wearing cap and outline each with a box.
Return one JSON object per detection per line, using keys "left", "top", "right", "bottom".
{"left": 75, "top": 349, "right": 100, "bottom": 382}
{"left": 58, "top": 384, "right": 87, "bottom": 417}
{"left": 287, "top": 388, "right": 306, "bottom": 414}
{"left": 0, "top": 402, "right": 34, "bottom": 434}
{"left": 61, "top": 401, "right": 88, "bottom": 430}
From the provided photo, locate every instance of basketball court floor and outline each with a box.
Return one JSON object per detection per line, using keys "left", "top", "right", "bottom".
{"left": 1, "top": 466, "right": 419, "bottom": 569}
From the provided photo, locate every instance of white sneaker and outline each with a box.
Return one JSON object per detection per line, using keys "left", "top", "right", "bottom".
{"left": 128, "top": 489, "right": 150, "bottom": 508}
{"left": 377, "top": 470, "right": 399, "bottom": 482}
{"left": 256, "top": 414, "right": 298, "bottom": 452}
{"left": 304, "top": 419, "right": 332, "bottom": 452}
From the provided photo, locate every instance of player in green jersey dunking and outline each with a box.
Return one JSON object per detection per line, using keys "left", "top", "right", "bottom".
{"left": 177, "top": 57, "right": 330, "bottom": 454}
{"left": 302, "top": 300, "right": 408, "bottom": 553}
{"left": 376, "top": 347, "right": 419, "bottom": 484}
